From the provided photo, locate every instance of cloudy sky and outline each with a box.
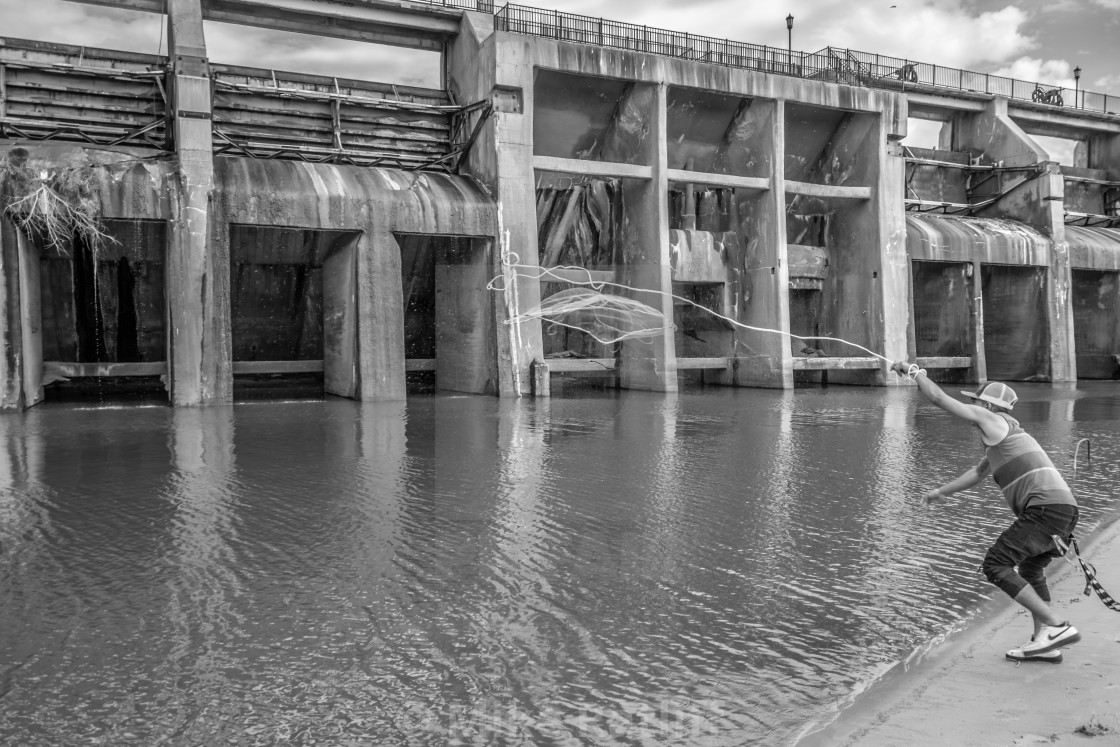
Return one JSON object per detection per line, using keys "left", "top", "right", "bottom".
{"left": 2, "top": 0, "right": 1117, "bottom": 152}
{"left": 3, "top": 0, "right": 1117, "bottom": 91}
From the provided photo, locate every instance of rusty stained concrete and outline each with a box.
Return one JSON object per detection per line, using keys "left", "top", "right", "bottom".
{"left": 211, "top": 158, "right": 499, "bottom": 402}
{"left": 0, "top": 145, "right": 500, "bottom": 409}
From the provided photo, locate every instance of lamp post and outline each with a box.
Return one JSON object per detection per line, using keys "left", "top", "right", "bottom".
{"left": 788, "top": 13, "right": 797, "bottom": 60}
{"left": 1074, "top": 66, "right": 1081, "bottom": 108}
{"left": 786, "top": 13, "right": 794, "bottom": 70}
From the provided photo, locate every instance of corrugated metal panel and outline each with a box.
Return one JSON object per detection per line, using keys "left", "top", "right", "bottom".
{"left": 1067, "top": 226, "right": 1120, "bottom": 271}
{"left": 906, "top": 214, "right": 1049, "bottom": 265}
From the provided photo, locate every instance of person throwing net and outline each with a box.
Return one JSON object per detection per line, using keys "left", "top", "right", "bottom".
{"left": 891, "top": 361, "right": 1081, "bottom": 664}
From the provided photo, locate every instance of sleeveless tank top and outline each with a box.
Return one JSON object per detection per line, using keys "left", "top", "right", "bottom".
{"left": 978, "top": 413, "right": 1076, "bottom": 516}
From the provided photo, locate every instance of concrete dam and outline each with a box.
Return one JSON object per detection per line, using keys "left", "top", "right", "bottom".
{"left": 1, "top": 0, "right": 1118, "bottom": 409}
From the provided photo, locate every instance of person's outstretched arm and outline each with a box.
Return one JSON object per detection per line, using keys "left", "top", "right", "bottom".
{"left": 924, "top": 460, "right": 990, "bottom": 504}
{"left": 890, "top": 362, "right": 1008, "bottom": 445}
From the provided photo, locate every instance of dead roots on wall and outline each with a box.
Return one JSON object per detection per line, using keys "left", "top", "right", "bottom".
{"left": 1, "top": 148, "right": 113, "bottom": 254}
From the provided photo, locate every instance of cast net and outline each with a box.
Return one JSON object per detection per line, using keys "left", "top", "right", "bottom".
{"left": 512, "top": 288, "right": 669, "bottom": 345}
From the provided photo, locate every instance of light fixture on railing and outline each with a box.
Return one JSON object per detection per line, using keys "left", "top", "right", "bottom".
{"left": 1074, "top": 66, "right": 1081, "bottom": 109}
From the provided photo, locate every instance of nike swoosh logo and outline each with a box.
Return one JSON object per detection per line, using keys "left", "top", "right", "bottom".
{"left": 1048, "top": 629, "right": 1069, "bottom": 641}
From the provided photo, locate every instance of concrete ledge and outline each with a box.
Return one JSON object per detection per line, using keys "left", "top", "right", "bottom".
{"left": 233, "top": 361, "right": 323, "bottom": 374}
{"left": 665, "top": 169, "right": 769, "bottom": 191}
{"left": 532, "top": 155, "right": 653, "bottom": 180}
{"left": 44, "top": 361, "right": 166, "bottom": 378}
{"left": 916, "top": 356, "right": 972, "bottom": 369}
{"left": 540, "top": 358, "right": 617, "bottom": 372}
{"left": 676, "top": 357, "right": 730, "bottom": 370}
{"left": 785, "top": 181, "right": 872, "bottom": 200}
{"left": 538, "top": 267, "right": 615, "bottom": 285}
{"left": 792, "top": 356, "right": 880, "bottom": 370}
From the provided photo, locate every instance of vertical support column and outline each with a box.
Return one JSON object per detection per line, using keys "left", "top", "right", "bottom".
{"left": 880, "top": 132, "right": 909, "bottom": 382}
{"left": 323, "top": 235, "right": 359, "bottom": 398}
{"left": 436, "top": 238, "right": 497, "bottom": 395}
{"left": 619, "top": 82, "right": 677, "bottom": 392}
{"left": 0, "top": 217, "right": 23, "bottom": 410}
{"left": 734, "top": 99, "right": 791, "bottom": 388}
{"left": 1043, "top": 169, "right": 1076, "bottom": 383}
{"left": 16, "top": 232, "right": 42, "bottom": 407}
{"left": 490, "top": 76, "right": 542, "bottom": 397}
{"left": 969, "top": 260, "right": 987, "bottom": 382}
{"left": 165, "top": 0, "right": 228, "bottom": 406}
{"left": 356, "top": 229, "right": 407, "bottom": 401}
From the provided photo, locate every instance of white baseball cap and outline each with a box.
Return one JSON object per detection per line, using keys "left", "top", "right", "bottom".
{"left": 962, "top": 381, "right": 1018, "bottom": 410}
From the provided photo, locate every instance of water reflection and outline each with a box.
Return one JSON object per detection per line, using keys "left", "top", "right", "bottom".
{"left": 2, "top": 384, "right": 1120, "bottom": 746}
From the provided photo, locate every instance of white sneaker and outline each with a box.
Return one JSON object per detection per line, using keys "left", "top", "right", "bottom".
{"left": 1019, "top": 623, "right": 1081, "bottom": 656}
{"left": 1006, "top": 645, "right": 1063, "bottom": 663}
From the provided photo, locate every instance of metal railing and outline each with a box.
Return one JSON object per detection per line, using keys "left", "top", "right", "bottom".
{"left": 487, "top": 3, "right": 1117, "bottom": 116}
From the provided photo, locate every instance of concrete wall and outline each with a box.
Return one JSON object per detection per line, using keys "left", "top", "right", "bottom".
{"left": 212, "top": 158, "right": 498, "bottom": 401}
{"left": 454, "top": 30, "right": 906, "bottom": 393}
{"left": 7, "top": 4, "right": 1118, "bottom": 404}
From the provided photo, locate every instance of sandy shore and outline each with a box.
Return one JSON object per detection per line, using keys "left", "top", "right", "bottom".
{"left": 796, "top": 515, "right": 1120, "bottom": 747}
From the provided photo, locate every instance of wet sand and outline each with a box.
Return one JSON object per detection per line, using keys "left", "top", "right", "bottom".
{"left": 797, "top": 516, "right": 1120, "bottom": 746}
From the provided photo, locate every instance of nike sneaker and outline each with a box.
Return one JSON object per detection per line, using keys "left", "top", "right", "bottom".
{"left": 1019, "top": 623, "right": 1081, "bottom": 655}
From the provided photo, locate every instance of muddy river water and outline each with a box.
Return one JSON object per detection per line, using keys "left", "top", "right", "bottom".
{"left": 2, "top": 383, "right": 1120, "bottom": 745}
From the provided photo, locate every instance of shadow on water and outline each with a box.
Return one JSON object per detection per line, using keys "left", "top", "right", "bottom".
{"left": 2, "top": 382, "right": 1120, "bottom": 745}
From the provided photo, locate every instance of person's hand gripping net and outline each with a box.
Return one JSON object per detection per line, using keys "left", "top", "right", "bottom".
{"left": 890, "top": 360, "right": 926, "bottom": 380}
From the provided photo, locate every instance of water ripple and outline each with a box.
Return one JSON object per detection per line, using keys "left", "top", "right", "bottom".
{"left": 2, "top": 386, "right": 1120, "bottom": 745}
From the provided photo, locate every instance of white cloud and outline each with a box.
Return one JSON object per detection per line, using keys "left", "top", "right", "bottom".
{"left": 993, "top": 57, "right": 1077, "bottom": 87}
{"left": 608, "top": 1, "right": 1036, "bottom": 70}
{"left": 1090, "top": 0, "right": 1120, "bottom": 9}
{"left": 203, "top": 23, "right": 440, "bottom": 87}
{"left": 0, "top": 0, "right": 164, "bottom": 53}
{"left": 0, "top": 0, "right": 1067, "bottom": 91}
{"left": 1094, "top": 73, "right": 1120, "bottom": 90}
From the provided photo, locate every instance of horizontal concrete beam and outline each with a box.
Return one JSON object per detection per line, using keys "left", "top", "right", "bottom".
{"left": 916, "top": 356, "right": 972, "bottom": 369}
{"left": 907, "top": 92, "right": 988, "bottom": 115}
{"left": 537, "top": 267, "right": 615, "bottom": 285}
{"left": 233, "top": 360, "right": 324, "bottom": 373}
{"left": 791, "top": 356, "right": 880, "bottom": 370}
{"left": 785, "top": 181, "right": 872, "bottom": 200}
{"left": 676, "top": 357, "right": 731, "bottom": 370}
{"left": 45, "top": 361, "right": 167, "bottom": 377}
{"left": 1010, "top": 107, "right": 1120, "bottom": 137}
{"left": 533, "top": 155, "right": 653, "bottom": 180}
{"left": 230, "top": 359, "right": 439, "bottom": 373}
{"left": 665, "top": 169, "right": 769, "bottom": 191}
{"left": 539, "top": 358, "right": 617, "bottom": 373}
{"left": 64, "top": 0, "right": 460, "bottom": 50}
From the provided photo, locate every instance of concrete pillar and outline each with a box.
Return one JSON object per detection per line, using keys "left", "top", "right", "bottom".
{"left": 16, "top": 232, "right": 42, "bottom": 407}
{"left": 165, "top": 0, "right": 228, "bottom": 406}
{"left": 436, "top": 239, "right": 497, "bottom": 394}
{"left": 618, "top": 82, "right": 677, "bottom": 392}
{"left": 356, "top": 231, "right": 407, "bottom": 401}
{"left": 879, "top": 128, "right": 909, "bottom": 381}
{"left": 734, "top": 99, "right": 791, "bottom": 388}
{"left": 323, "top": 235, "right": 359, "bottom": 398}
{"left": 0, "top": 216, "right": 22, "bottom": 410}
{"left": 1088, "top": 133, "right": 1120, "bottom": 177}
{"left": 969, "top": 260, "right": 987, "bottom": 382}
{"left": 447, "top": 24, "right": 543, "bottom": 398}
{"left": 961, "top": 100, "right": 1074, "bottom": 383}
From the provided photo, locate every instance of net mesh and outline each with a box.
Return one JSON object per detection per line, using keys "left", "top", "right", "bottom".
{"left": 513, "top": 288, "right": 669, "bottom": 345}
